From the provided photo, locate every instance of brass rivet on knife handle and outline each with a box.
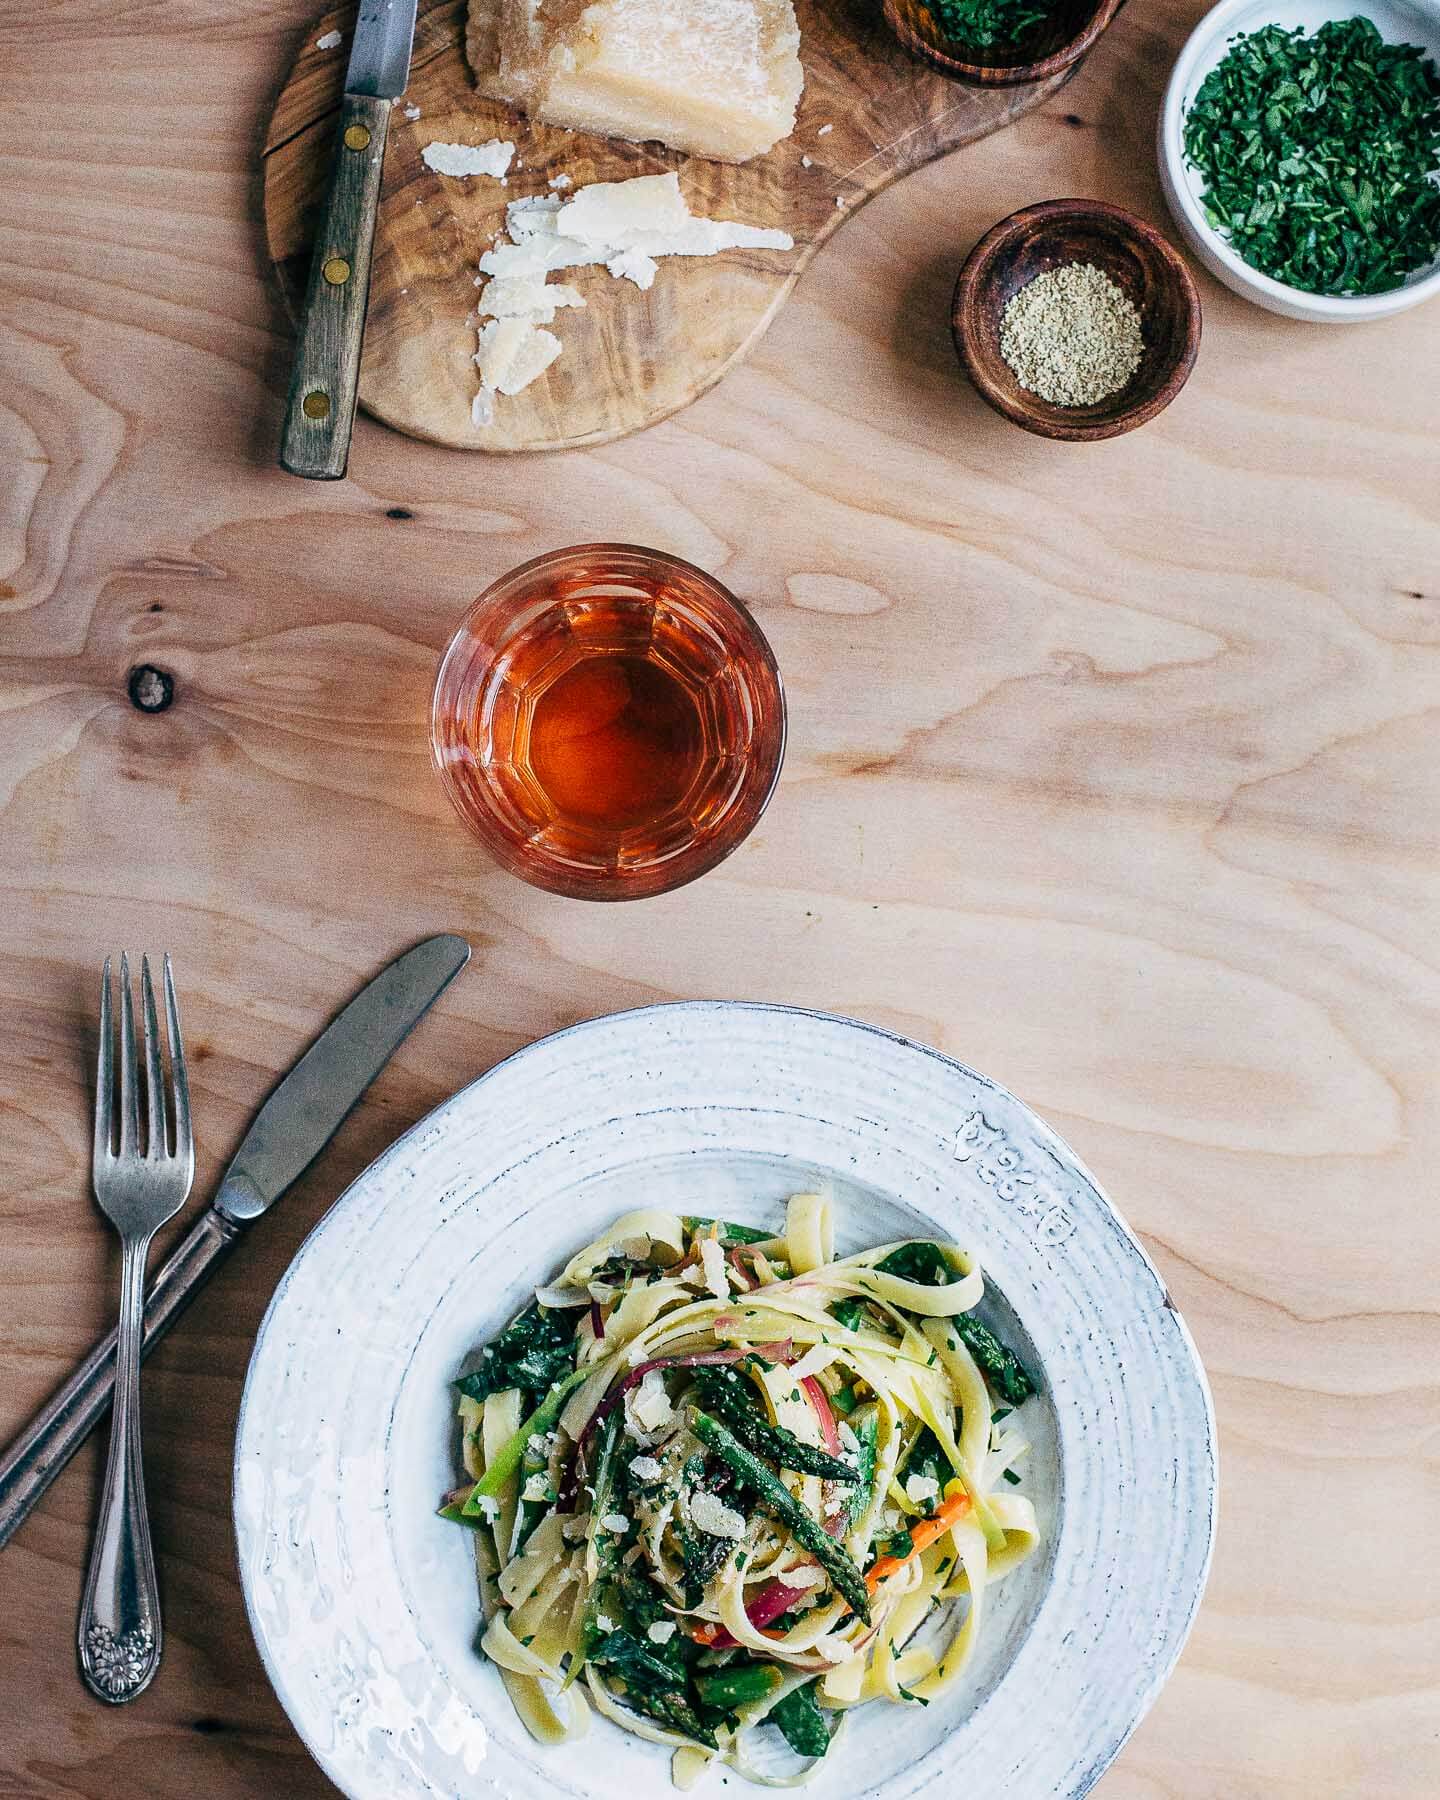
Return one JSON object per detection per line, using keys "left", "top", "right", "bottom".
{"left": 279, "top": 92, "right": 391, "bottom": 480}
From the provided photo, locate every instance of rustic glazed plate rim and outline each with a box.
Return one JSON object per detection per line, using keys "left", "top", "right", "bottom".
{"left": 234, "top": 1000, "right": 1217, "bottom": 1800}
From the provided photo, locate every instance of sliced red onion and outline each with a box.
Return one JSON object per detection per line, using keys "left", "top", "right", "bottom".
{"left": 573, "top": 1347, "right": 749, "bottom": 1464}
{"left": 800, "top": 1376, "right": 840, "bottom": 1455}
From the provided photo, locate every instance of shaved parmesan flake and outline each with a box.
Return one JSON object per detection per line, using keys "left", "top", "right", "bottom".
{"left": 481, "top": 275, "right": 587, "bottom": 322}
{"left": 904, "top": 1473, "right": 941, "bottom": 1507}
{"left": 474, "top": 317, "right": 561, "bottom": 396}
{"left": 779, "top": 1563, "right": 825, "bottom": 1590}
{"left": 630, "top": 1368, "right": 676, "bottom": 1433}
{"left": 474, "top": 1493, "right": 501, "bottom": 1522}
{"left": 600, "top": 1511, "right": 630, "bottom": 1533}
{"left": 316, "top": 30, "right": 343, "bottom": 50}
{"left": 556, "top": 172, "right": 690, "bottom": 242}
{"left": 469, "top": 170, "right": 792, "bottom": 417}
{"left": 699, "top": 1236, "right": 731, "bottom": 1301}
{"left": 548, "top": 172, "right": 573, "bottom": 190}
{"left": 689, "top": 1490, "right": 747, "bottom": 1540}
{"left": 630, "top": 1455, "right": 664, "bottom": 1482}
{"left": 647, "top": 1620, "right": 678, "bottom": 1644}
{"left": 788, "top": 1343, "right": 836, "bottom": 1383}
{"left": 422, "top": 139, "right": 515, "bottom": 179}
{"left": 607, "top": 248, "right": 658, "bottom": 289}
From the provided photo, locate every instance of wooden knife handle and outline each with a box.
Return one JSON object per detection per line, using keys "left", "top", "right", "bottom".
{"left": 279, "top": 92, "right": 391, "bottom": 480}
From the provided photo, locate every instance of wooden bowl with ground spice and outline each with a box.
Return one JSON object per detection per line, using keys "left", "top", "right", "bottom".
{"left": 952, "top": 200, "right": 1202, "bottom": 441}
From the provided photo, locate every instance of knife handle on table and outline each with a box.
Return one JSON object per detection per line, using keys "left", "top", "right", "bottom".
{"left": 0, "top": 1208, "right": 241, "bottom": 1552}
{"left": 279, "top": 93, "right": 392, "bottom": 480}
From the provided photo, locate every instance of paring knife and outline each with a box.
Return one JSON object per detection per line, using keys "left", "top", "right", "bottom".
{"left": 278, "top": 0, "right": 419, "bottom": 478}
{"left": 0, "top": 932, "right": 469, "bottom": 1551}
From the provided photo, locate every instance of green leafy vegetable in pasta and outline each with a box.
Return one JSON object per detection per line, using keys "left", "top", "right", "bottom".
{"left": 454, "top": 1302, "right": 578, "bottom": 1401}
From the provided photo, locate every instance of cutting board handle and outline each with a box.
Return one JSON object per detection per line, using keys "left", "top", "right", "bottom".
{"left": 279, "top": 93, "right": 392, "bottom": 480}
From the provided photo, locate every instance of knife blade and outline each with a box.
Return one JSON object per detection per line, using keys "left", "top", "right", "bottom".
{"left": 278, "top": 0, "right": 420, "bottom": 477}
{"left": 0, "top": 933, "right": 469, "bottom": 1551}
{"left": 345, "top": 0, "right": 420, "bottom": 98}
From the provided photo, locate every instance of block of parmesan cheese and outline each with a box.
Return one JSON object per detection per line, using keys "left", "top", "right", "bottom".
{"left": 467, "top": 0, "right": 803, "bottom": 164}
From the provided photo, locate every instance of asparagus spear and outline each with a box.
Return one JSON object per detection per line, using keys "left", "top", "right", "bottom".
{"left": 459, "top": 1366, "right": 588, "bottom": 1514}
{"left": 691, "top": 1411, "right": 871, "bottom": 1625}
{"left": 953, "top": 1314, "right": 1036, "bottom": 1407}
{"left": 693, "top": 1368, "right": 858, "bottom": 1483}
{"left": 695, "top": 1661, "right": 783, "bottom": 1712}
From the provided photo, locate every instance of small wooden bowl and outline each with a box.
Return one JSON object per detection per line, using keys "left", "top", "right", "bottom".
{"left": 951, "top": 200, "right": 1202, "bottom": 442}
{"left": 883, "top": 0, "right": 1126, "bottom": 86}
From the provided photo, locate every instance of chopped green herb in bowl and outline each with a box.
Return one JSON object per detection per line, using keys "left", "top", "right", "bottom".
{"left": 883, "top": 0, "right": 1125, "bottom": 86}
{"left": 1161, "top": 0, "right": 1440, "bottom": 321}
{"left": 924, "top": 0, "right": 1051, "bottom": 52}
{"left": 1185, "top": 18, "right": 1440, "bottom": 295}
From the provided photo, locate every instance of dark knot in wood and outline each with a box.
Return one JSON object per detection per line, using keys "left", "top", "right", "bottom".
{"left": 127, "top": 665, "right": 175, "bottom": 713}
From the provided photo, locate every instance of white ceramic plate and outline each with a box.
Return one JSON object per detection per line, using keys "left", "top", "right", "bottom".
{"left": 234, "top": 1003, "right": 1216, "bottom": 1800}
{"left": 1159, "top": 0, "right": 1440, "bottom": 322}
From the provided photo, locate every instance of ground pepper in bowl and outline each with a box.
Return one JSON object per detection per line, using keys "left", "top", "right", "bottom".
{"left": 999, "top": 262, "right": 1144, "bottom": 405}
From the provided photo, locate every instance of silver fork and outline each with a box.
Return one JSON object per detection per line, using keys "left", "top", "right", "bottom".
{"left": 77, "top": 954, "right": 194, "bottom": 1704}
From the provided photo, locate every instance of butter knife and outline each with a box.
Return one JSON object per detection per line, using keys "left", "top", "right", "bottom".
{"left": 0, "top": 932, "right": 469, "bottom": 1551}
{"left": 278, "top": 0, "right": 419, "bottom": 478}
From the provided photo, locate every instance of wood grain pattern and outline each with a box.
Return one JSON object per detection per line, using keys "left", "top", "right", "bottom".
{"left": 2, "top": 0, "right": 1439, "bottom": 1797}
{"left": 264, "top": 0, "right": 1077, "bottom": 452}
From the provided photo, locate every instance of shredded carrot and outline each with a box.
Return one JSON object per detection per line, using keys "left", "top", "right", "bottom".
{"left": 864, "top": 1489, "right": 972, "bottom": 1593}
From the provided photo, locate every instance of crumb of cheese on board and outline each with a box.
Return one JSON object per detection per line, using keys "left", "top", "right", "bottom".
{"left": 422, "top": 140, "right": 515, "bottom": 179}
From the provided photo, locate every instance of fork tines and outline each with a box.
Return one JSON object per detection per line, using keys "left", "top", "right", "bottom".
{"left": 95, "top": 954, "right": 193, "bottom": 1172}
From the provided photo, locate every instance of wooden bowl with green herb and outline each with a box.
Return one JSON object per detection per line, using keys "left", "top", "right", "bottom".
{"left": 951, "top": 200, "right": 1202, "bottom": 441}
{"left": 883, "top": 0, "right": 1126, "bottom": 86}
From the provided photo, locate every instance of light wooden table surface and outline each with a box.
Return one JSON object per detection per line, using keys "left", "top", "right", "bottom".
{"left": 3, "top": 1, "right": 1438, "bottom": 1795}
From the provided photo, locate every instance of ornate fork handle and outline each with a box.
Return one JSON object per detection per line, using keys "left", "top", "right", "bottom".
{"left": 77, "top": 1233, "right": 163, "bottom": 1703}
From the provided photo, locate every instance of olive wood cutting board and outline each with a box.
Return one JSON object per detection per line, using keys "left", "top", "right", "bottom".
{"left": 264, "top": 0, "right": 1073, "bottom": 453}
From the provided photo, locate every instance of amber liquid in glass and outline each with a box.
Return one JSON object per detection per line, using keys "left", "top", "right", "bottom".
{"left": 432, "top": 547, "right": 785, "bottom": 900}
{"left": 528, "top": 653, "right": 704, "bottom": 829}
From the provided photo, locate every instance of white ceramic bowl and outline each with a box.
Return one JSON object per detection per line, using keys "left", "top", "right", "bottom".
{"left": 234, "top": 1002, "right": 1216, "bottom": 1800}
{"left": 1159, "top": 0, "right": 1440, "bottom": 321}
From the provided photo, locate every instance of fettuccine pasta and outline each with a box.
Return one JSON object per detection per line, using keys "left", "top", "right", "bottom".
{"left": 440, "top": 1195, "right": 1042, "bottom": 1786}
